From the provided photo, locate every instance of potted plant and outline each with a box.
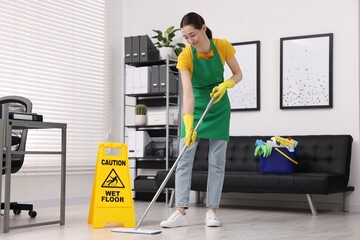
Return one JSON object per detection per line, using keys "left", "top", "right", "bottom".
{"left": 152, "top": 26, "right": 186, "bottom": 59}
{"left": 135, "top": 104, "right": 147, "bottom": 126}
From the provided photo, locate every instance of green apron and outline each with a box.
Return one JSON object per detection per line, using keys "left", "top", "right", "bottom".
{"left": 180, "top": 40, "right": 231, "bottom": 141}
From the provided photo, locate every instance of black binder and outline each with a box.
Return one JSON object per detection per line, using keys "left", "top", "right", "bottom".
{"left": 159, "top": 65, "right": 178, "bottom": 94}
{"left": 9, "top": 112, "right": 43, "bottom": 122}
{"left": 131, "top": 36, "right": 140, "bottom": 62}
{"left": 140, "top": 35, "right": 159, "bottom": 62}
{"left": 124, "top": 37, "right": 132, "bottom": 64}
{"left": 150, "top": 65, "right": 159, "bottom": 93}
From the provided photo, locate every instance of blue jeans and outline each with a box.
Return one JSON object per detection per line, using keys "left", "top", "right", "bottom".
{"left": 175, "top": 138, "right": 228, "bottom": 209}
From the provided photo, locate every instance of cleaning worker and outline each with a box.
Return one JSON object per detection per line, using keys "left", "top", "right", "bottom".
{"left": 160, "top": 12, "right": 243, "bottom": 228}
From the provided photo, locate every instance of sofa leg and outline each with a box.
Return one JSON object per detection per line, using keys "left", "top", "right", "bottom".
{"left": 195, "top": 191, "right": 201, "bottom": 204}
{"left": 169, "top": 188, "right": 175, "bottom": 207}
{"left": 306, "top": 194, "right": 317, "bottom": 216}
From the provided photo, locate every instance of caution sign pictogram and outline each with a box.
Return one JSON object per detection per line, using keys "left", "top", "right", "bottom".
{"left": 101, "top": 169, "right": 125, "bottom": 188}
{"left": 88, "top": 143, "right": 135, "bottom": 228}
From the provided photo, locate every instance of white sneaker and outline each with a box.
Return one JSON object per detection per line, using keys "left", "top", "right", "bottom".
{"left": 205, "top": 210, "right": 220, "bottom": 227}
{"left": 160, "top": 210, "right": 188, "bottom": 228}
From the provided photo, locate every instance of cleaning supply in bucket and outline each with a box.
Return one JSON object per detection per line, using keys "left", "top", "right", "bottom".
{"left": 254, "top": 137, "right": 298, "bottom": 174}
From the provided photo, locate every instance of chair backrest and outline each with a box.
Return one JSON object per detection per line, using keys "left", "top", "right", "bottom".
{"left": 0, "top": 96, "right": 32, "bottom": 174}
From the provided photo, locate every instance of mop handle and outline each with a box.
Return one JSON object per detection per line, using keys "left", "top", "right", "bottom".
{"left": 274, "top": 148, "right": 298, "bottom": 165}
{"left": 194, "top": 95, "right": 216, "bottom": 132}
{"left": 135, "top": 95, "right": 217, "bottom": 230}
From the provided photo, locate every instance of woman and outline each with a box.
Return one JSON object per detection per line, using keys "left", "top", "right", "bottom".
{"left": 160, "top": 12, "right": 242, "bottom": 228}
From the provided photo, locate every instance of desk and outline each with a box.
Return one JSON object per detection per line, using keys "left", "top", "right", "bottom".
{"left": 0, "top": 112, "right": 67, "bottom": 233}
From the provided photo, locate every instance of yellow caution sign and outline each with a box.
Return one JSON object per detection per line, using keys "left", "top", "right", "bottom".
{"left": 88, "top": 142, "right": 135, "bottom": 228}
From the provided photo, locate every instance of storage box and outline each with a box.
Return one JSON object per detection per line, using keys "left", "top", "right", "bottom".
{"left": 147, "top": 112, "right": 175, "bottom": 125}
{"left": 128, "top": 130, "right": 151, "bottom": 158}
{"left": 134, "top": 175, "right": 167, "bottom": 201}
{"left": 144, "top": 138, "right": 173, "bottom": 157}
{"left": 259, "top": 147, "right": 296, "bottom": 173}
{"left": 134, "top": 175, "right": 157, "bottom": 192}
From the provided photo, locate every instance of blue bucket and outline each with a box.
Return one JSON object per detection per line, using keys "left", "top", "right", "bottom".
{"left": 259, "top": 147, "right": 296, "bottom": 173}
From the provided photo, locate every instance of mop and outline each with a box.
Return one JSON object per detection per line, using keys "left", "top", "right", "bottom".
{"left": 112, "top": 94, "right": 217, "bottom": 235}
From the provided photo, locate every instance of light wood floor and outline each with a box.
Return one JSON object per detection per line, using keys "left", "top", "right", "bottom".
{"left": 1, "top": 201, "right": 360, "bottom": 239}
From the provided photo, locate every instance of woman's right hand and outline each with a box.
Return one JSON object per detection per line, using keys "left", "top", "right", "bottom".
{"left": 183, "top": 114, "right": 197, "bottom": 146}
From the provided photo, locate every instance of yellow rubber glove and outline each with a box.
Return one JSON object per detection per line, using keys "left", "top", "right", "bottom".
{"left": 210, "top": 79, "right": 235, "bottom": 104}
{"left": 183, "top": 114, "right": 197, "bottom": 146}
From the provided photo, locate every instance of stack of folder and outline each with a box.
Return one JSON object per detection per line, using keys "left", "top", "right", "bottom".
{"left": 125, "top": 35, "right": 159, "bottom": 63}
{"left": 125, "top": 65, "right": 178, "bottom": 95}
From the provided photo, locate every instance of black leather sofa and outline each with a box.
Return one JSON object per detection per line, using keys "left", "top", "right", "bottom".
{"left": 156, "top": 135, "right": 354, "bottom": 215}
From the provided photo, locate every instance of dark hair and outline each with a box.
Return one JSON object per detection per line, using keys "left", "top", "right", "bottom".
{"left": 180, "top": 12, "right": 212, "bottom": 39}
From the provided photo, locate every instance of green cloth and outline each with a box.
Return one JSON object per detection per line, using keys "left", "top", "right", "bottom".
{"left": 180, "top": 40, "right": 231, "bottom": 141}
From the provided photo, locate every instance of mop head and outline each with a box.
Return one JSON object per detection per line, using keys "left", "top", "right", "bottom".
{"left": 112, "top": 227, "right": 162, "bottom": 235}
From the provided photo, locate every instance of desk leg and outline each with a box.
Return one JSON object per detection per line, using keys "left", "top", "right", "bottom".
{"left": 60, "top": 125, "right": 67, "bottom": 225}
{"left": 3, "top": 122, "right": 12, "bottom": 233}
{"left": 0, "top": 119, "right": 3, "bottom": 218}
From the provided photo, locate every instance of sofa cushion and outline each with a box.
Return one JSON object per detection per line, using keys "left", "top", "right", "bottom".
{"left": 222, "top": 172, "right": 347, "bottom": 194}
{"left": 156, "top": 170, "right": 347, "bottom": 195}
{"left": 155, "top": 135, "right": 353, "bottom": 195}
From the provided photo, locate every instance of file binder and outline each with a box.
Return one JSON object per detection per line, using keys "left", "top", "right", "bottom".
{"left": 9, "top": 112, "right": 43, "bottom": 122}
{"left": 124, "top": 37, "right": 132, "bottom": 64}
{"left": 150, "top": 65, "right": 159, "bottom": 93}
{"left": 131, "top": 36, "right": 140, "bottom": 62}
{"left": 140, "top": 66, "right": 151, "bottom": 94}
{"left": 159, "top": 65, "right": 178, "bottom": 94}
{"left": 139, "top": 35, "right": 159, "bottom": 62}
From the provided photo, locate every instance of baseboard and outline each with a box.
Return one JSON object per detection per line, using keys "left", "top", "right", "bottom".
{"left": 25, "top": 197, "right": 91, "bottom": 207}
{"left": 19, "top": 195, "right": 360, "bottom": 213}
{"left": 18, "top": 164, "right": 95, "bottom": 175}
{"left": 219, "top": 197, "right": 343, "bottom": 212}
{"left": 196, "top": 192, "right": 349, "bottom": 212}
{"left": 348, "top": 204, "right": 360, "bottom": 213}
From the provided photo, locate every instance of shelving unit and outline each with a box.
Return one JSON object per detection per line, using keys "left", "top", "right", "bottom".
{"left": 123, "top": 57, "right": 181, "bottom": 201}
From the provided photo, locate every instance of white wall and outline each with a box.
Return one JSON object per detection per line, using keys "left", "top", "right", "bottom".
{"left": 10, "top": 0, "right": 357, "bottom": 212}
{"left": 118, "top": 0, "right": 360, "bottom": 211}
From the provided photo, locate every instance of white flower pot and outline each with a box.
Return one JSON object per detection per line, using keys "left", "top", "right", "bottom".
{"left": 159, "top": 47, "right": 176, "bottom": 59}
{"left": 135, "top": 115, "right": 147, "bottom": 126}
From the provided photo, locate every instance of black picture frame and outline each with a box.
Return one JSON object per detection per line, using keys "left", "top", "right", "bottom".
{"left": 225, "top": 41, "right": 260, "bottom": 111}
{"left": 280, "top": 33, "right": 333, "bottom": 109}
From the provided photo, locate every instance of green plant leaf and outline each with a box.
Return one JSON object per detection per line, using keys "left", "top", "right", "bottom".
{"left": 152, "top": 29, "right": 162, "bottom": 35}
{"left": 158, "top": 35, "right": 165, "bottom": 42}
{"left": 151, "top": 26, "right": 184, "bottom": 50}
{"left": 165, "top": 26, "right": 175, "bottom": 34}
{"left": 174, "top": 48, "right": 183, "bottom": 56}
{"left": 168, "top": 32, "right": 176, "bottom": 39}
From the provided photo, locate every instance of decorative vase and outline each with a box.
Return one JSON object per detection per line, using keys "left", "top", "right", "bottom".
{"left": 135, "top": 115, "right": 147, "bottom": 126}
{"left": 159, "top": 47, "right": 176, "bottom": 59}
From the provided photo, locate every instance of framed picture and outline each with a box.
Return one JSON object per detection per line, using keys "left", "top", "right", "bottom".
{"left": 280, "top": 33, "right": 333, "bottom": 109}
{"left": 224, "top": 41, "right": 260, "bottom": 111}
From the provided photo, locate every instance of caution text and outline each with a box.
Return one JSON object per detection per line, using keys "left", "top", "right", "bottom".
{"left": 101, "top": 159, "right": 126, "bottom": 166}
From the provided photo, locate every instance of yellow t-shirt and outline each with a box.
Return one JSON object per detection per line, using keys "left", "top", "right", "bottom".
{"left": 176, "top": 38, "right": 236, "bottom": 78}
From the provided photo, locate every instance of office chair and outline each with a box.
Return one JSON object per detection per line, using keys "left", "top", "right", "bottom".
{"left": 0, "top": 96, "right": 37, "bottom": 218}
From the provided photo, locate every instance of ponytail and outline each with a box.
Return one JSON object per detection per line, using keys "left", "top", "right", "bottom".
{"left": 205, "top": 27, "right": 212, "bottom": 39}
